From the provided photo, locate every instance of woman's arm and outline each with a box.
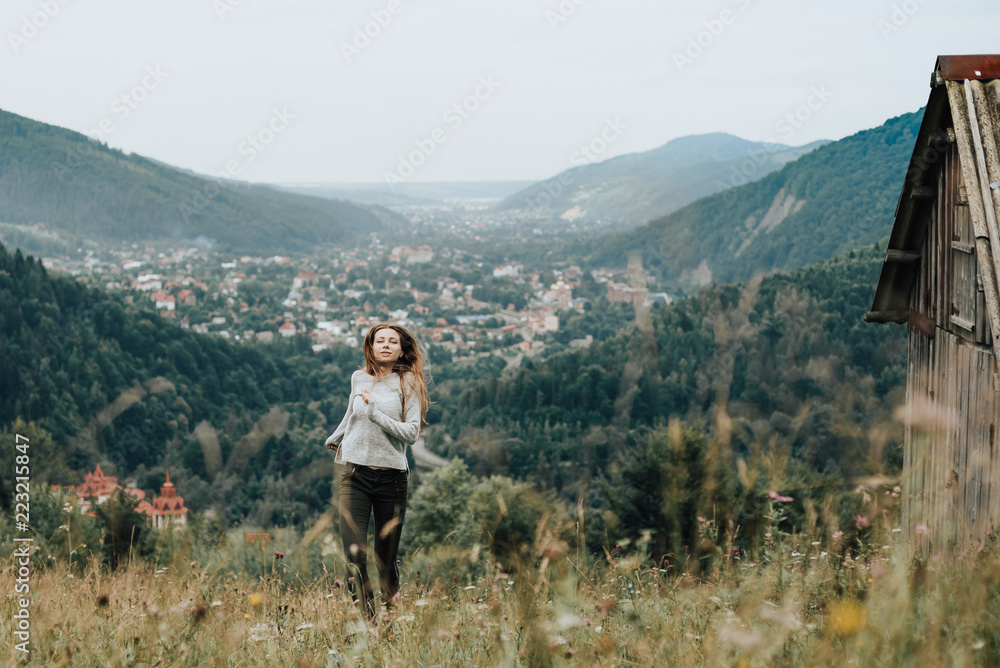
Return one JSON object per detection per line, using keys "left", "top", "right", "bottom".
{"left": 325, "top": 372, "right": 359, "bottom": 449}
{"left": 367, "top": 377, "right": 421, "bottom": 445}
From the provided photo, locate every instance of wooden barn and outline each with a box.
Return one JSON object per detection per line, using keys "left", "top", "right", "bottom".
{"left": 867, "top": 55, "right": 1000, "bottom": 548}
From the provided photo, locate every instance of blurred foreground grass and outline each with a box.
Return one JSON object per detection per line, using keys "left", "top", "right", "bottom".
{"left": 4, "top": 525, "right": 1000, "bottom": 667}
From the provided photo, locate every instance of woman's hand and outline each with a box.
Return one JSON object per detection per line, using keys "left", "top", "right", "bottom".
{"left": 360, "top": 389, "right": 373, "bottom": 404}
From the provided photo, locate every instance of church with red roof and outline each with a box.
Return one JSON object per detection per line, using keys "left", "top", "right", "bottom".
{"left": 57, "top": 465, "right": 188, "bottom": 528}
{"left": 151, "top": 469, "right": 188, "bottom": 529}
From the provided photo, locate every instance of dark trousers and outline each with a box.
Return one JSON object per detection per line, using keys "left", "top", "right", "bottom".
{"left": 338, "top": 463, "right": 408, "bottom": 620}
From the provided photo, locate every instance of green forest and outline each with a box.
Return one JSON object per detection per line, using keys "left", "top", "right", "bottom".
{"left": 426, "top": 243, "right": 906, "bottom": 555}
{"left": 0, "top": 234, "right": 907, "bottom": 561}
{"left": 0, "top": 243, "right": 358, "bottom": 527}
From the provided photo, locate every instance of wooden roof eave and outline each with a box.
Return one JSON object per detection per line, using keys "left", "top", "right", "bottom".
{"left": 947, "top": 78, "right": 1000, "bottom": 369}
{"left": 865, "top": 84, "right": 953, "bottom": 324}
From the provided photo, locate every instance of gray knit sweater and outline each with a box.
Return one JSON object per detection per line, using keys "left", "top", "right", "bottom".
{"left": 325, "top": 369, "right": 420, "bottom": 471}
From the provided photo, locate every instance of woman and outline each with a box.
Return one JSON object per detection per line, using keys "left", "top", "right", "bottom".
{"left": 326, "top": 323, "right": 429, "bottom": 621}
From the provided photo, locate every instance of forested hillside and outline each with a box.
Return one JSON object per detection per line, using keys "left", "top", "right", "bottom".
{"left": 0, "top": 243, "right": 357, "bottom": 525}
{"left": 0, "top": 235, "right": 907, "bottom": 558}
{"left": 429, "top": 243, "right": 906, "bottom": 504}
{"left": 576, "top": 110, "right": 922, "bottom": 290}
{"left": 0, "top": 109, "right": 400, "bottom": 253}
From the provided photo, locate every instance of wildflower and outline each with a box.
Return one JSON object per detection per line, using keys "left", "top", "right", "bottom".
{"left": 916, "top": 524, "right": 931, "bottom": 537}
{"left": 249, "top": 593, "right": 263, "bottom": 607}
{"left": 827, "top": 601, "right": 867, "bottom": 636}
{"left": 833, "top": 531, "right": 844, "bottom": 542}
{"left": 855, "top": 515, "right": 869, "bottom": 528}
{"left": 274, "top": 551, "right": 284, "bottom": 559}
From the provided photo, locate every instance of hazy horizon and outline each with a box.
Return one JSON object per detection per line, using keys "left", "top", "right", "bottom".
{"left": 3, "top": 0, "right": 997, "bottom": 185}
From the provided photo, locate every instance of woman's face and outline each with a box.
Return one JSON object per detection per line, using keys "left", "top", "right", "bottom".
{"left": 371, "top": 327, "right": 403, "bottom": 366}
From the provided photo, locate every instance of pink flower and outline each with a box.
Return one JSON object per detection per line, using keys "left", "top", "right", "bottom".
{"left": 915, "top": 524, "right": 930, "bottom": 537}
{"left": 768, "top": 491, "right": 780, "bottom": 500}
{"left": 769, "top": 491, "right": 793, "bottom": 502}
{"left": 855, "top": 515, "right": 869, "bottom": 528}
{"left": 274, "top": 551, "right": 284, "bottom": 559}
{"left": 832, "top": 530, "right": 844, "bottom": 542}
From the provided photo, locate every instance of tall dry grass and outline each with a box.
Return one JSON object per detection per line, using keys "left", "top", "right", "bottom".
{"left": 3, "top": 518, "right": 1000, "bottom": 667}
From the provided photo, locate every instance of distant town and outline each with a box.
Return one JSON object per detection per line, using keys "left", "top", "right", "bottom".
{"left": 36, "top": 201, "right": 673, "bottom": 361}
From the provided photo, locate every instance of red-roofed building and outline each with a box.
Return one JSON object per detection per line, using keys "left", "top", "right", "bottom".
{"left": 55, "top": 465, "right": 187, "bottom": 526}
{"left": 151, "top": 469, "right": 189, "bottom": 529}
{"left": 73, "top": 464, "right": 118, "bottom": 505}
{"left": 56, "top": 465, "right": 148, "bottom": 517}
{"left": 178, "top": 289, "right": 196, "bottom": 306}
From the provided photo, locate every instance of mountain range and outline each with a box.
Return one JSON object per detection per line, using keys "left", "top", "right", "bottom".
{"left": 576, "top": 110, "right": 923, "bottom": 291}
{"left": 496, "top": 133, "right": 828, "bottom": 225}
{"left": 0, "top": 108, "right": 405, "bottom": 254}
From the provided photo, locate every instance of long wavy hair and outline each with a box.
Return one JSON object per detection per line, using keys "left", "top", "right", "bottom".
{"left": 362, "top": 323, "right": 430, "bottom": 426}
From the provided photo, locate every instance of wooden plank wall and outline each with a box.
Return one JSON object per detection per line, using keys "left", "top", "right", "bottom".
{"left": 913, "top": 142, "right": 989, "bottom": 344}
{"left": 905, "top": 329, "right": 998, "bottom": 549}
{"left": 904, "top": 141, "right": 998, "bottom": 550}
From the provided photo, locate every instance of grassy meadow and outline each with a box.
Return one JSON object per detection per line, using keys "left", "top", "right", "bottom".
{"left": 4, "top": 512, "right": 1000, "bottom": 667}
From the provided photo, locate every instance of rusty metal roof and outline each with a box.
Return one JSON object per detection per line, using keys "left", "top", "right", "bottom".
{"left": 936, "top": 55, "right": 1000, "bottom": 82}
{"left": 867, "top": 56, "right": 1000, "bottom": 337}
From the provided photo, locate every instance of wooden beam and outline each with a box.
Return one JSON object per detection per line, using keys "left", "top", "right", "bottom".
{"left": 952, "top": 314, "right": 975, "bottom": 331}
{"left": 885, "top": 249, "right": 922, "bottom": 262}
{"left": 864, "top": 310, "right": 909, "bottom": 324}
{"left": 950, "top": 79, "right": 1000, "bottom": 378}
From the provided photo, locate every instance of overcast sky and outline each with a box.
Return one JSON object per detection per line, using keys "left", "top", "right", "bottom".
{"left": 2, "top": 0, "right": 998, "bottom": 184}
